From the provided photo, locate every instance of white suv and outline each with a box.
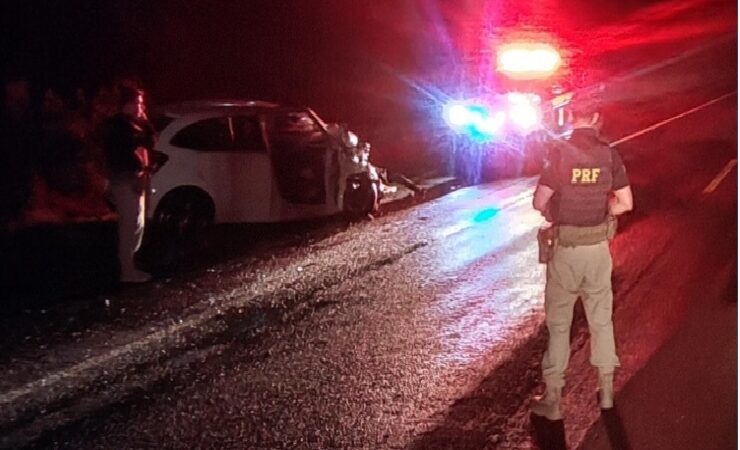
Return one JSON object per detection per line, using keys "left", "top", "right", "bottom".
{"left": 147, "top": 100, "right": 379, "bottom": 244}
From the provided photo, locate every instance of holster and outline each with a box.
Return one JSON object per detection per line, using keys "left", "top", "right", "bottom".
{"left": 538, "top": 216, "right": 618, "bottom": 263}
{"left": 537, "top": 224, "right": 556, "bottom": 264}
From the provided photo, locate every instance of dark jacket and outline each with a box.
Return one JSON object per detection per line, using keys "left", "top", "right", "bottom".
{"left": 100, "top": 113, "right": 155, "bottom": 175}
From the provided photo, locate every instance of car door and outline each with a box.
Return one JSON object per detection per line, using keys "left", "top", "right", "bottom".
{"left": 229, "top": 114, "right": 272, "bottom": 221}
{"left": 266, "top": 109, "right": 332, "bottom": 209}
{"left": 169, "top": 115, "right": 269, "bottom": 222}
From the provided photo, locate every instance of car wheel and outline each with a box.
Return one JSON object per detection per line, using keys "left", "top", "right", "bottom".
{"left": 343, "top": 174, "right": 379, "bottom": 219}
{"left": 150, "top": 188, "right": 215, "bottom": 271}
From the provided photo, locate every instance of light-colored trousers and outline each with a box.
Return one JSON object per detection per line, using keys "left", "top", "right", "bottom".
{"left": 542, "top": 240, "right": 620, "bottom": 388}
{"left": 108, "top": 174, "right": 146, "bottom": 280}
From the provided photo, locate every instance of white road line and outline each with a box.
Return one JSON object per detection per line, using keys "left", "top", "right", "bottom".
{"left": 609, "top": 91, "right": 738, "bottom": 146}
{"left": 703, "top": 159, "right": 737, "bottom": 193}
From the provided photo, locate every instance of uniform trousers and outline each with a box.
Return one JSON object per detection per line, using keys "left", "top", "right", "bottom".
{"left": 107, "top": 174, "right": 146, "bottom": 280}
{"left": 542, "top": 240, "right": 620, "bottom": 388}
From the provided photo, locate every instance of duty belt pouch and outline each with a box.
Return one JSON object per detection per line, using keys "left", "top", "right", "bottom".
{"left": 557, "top": 222, "right": 609, "bottom": 247}
{"left": 537, "top": 224, "right": 556, "bottom": 264}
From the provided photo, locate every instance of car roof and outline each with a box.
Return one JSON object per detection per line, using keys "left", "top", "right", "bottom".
{"left": 157, "top": 100, "right": 283, "bottom": 118}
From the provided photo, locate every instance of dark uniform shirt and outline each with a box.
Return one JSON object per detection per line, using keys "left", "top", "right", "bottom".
{"left": 539, "top": 128, "right": 629, "bottom": 191}
{"left": 538, "top": 128, "right": 630, "bottom": 226}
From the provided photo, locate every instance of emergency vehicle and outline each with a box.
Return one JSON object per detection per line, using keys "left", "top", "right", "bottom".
{"left": 442, "top": 30, "right": 575, "bottom": 180}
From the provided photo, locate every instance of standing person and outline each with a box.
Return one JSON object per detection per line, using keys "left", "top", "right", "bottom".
{"left": 100, "top": 84, "right": 156, "bottom": 283}
{"left": 530, "top": 102, "right": 633, "bottom": 420}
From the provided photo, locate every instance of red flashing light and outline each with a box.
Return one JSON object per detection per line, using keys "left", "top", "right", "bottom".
{"left": 496, "top": 42, "right": 562, "bottom": 78}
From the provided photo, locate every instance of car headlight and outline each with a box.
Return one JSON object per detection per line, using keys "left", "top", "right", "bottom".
{"left": 507, "top": 93, "right": 541, "bottom": 131}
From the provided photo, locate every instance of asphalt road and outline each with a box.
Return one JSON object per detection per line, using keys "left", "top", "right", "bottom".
{"left": 0, "top": 1, "right": 737, "bottom": 449}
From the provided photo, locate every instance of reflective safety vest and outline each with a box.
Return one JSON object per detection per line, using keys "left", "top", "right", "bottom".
{"left": 550, "top": 129, "right": 613, "bottom": 227}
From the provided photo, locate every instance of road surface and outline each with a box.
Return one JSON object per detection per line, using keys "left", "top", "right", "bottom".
{"left": 0, "top": 0, "right": 736, "bottom": 448}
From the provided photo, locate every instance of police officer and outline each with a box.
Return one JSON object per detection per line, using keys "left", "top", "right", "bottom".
{"left": 101, "top": 84, "right": 157, "bottom": 283}
{"left": 530, "top": 101, "right": 633, "bottom": 420}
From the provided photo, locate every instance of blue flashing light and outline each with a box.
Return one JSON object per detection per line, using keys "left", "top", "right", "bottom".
{"left": 445, "top": 103, "right": 470, "bottom": 127}
{"left": 443, "top": 102, "right": 504, "bottom": 142}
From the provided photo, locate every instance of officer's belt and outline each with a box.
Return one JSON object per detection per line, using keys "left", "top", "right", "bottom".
{"left": 556, "top": 221, "right": 611, "bottom": 247}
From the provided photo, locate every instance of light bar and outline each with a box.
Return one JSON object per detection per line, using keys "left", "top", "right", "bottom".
{"left": 496, "top": 43, "right": 562, "bottom": 76}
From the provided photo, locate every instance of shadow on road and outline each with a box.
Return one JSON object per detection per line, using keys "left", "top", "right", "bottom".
{"left": 573, "top": 406, "right": 634, "bottom": 450}
{"left": 405, "top": 325, "right": 549, "bottom": 450}
{"left": 529, "top": 407, "right": 632, "bottom": 450}
{"left": 530, "top": 413, "right": 567, "bottom": 450}
{"left": 599, "top": 407, "right": 633, "bottom": 450}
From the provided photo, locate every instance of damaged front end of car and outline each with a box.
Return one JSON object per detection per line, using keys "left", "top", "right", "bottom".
{"left": 325, "top": 122, "right": 382, "bottom": 218}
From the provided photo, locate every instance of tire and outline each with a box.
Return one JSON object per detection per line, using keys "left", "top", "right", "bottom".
{"left": 343, "top": 173, "right": 379, "bottom": 219}
{"left": 148, "top": 187, "right": 215, "bottom": 271}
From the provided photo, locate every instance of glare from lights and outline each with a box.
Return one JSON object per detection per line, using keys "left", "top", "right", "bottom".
{"left": 474, "top": 111, "right": 506, "bottom": 134}
{"left": 497, "top": 43, "right": 562, "bottom": 76}
{"left": 444, "top": 103, "right": 471, "bottom": 127}
{"left": 443, "top": 101, "right": 505, "bottom": 141}
{"left": 509, "top": 103, "right": 539, "bottom": 130}
{"left": 505, "top": 93, "right": 541, "bottom": 130}
{"left": 506, "top": 92, "right": 541, "bottom": 105}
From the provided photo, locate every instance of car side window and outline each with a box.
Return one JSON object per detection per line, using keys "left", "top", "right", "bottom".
{"left": 170, "top": 118, "right": 233, "bottom": 151}
{"left": 275, "top": 111, "right": 319, "bottom": 133}
{"left": 232, "top": 116, "right": 267, "bottom": 152}
{"left": 271, "top": 110, "right": 325, "bottom": 143}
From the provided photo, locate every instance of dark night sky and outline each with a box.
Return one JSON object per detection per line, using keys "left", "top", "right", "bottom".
{"left": 1, "top": 0, "right": 654, "bottom": 166}
{"left": 3, "top": 1, "right": 433, "bottom": 118}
